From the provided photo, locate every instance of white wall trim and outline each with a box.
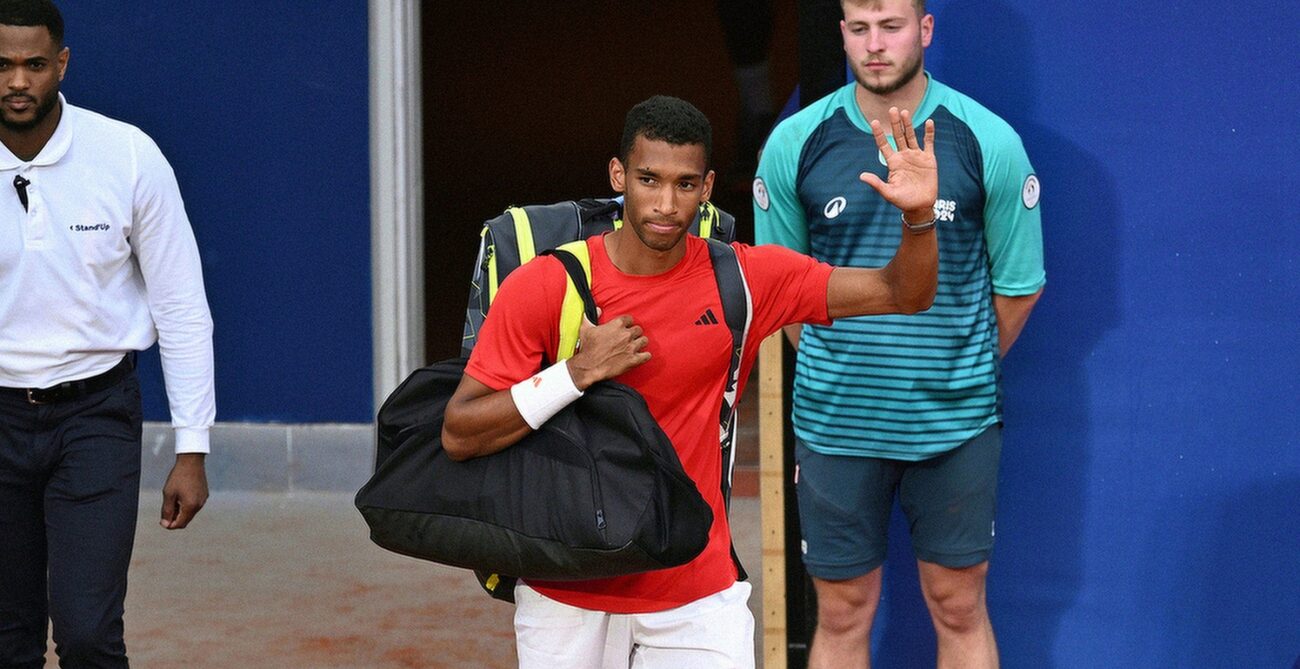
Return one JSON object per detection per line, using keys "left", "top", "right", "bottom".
{"left": 369, "top": 0, "right": 424, "bottom": 412}
{"left": 142, "top": 422, "right": 375, "bottom": 492}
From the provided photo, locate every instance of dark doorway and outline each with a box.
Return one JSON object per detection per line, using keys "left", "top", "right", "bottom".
{"left": 420, "top": 3, "right": 798, "bottom": 362}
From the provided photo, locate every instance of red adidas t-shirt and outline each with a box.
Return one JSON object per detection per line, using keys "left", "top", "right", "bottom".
{"left": 465, "top": 234, "right": 833, "bottom": 613}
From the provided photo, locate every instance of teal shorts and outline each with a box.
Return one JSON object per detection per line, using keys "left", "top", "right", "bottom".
{"left": 794, "top": 425, "right": 1002, "bottom": 580}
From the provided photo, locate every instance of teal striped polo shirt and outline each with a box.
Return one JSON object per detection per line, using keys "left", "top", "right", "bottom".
{"left": 754, "top": 76, "right": 1045, "bottom": 460}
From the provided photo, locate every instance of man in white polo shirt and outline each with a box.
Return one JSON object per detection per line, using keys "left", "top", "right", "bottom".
{"left": 0, "top": 1, "right": 215, "bottom": 667}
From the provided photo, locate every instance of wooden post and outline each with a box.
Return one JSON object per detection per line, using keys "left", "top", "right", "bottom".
{"left": 759, "top": 332, "right": 787, "bottom": 669}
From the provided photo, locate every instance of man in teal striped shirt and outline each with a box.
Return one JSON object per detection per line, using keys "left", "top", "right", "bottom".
{"left": 755, "top": 0, "right": 1045, "bottom": 666}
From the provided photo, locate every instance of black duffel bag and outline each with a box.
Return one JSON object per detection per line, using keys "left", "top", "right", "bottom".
{"left": 355, "top": 358, "right": 713, "bottom": 582}
{"left": 354, "top": 249, "right": 714, "bottom": 591}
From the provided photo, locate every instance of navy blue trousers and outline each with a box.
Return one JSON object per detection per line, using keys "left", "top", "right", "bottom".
{"left": 0, "top": 371, "right": 142, "bottom": 669}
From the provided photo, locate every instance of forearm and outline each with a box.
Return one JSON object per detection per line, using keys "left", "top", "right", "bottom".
{"left": 441, "top": 390, "right": 534, "bottom": 461}
{"left": 442, "top": 362, "right": 587, "bottom": 461}
{"left": 443, "top": 311, "right": 652, "bottom": 460}
{"left": 993, "top": 289, "right": 1043, "bottom": 357}
{"left": 880, "top": 215, "right": 939, "bottom": 314}
{"left": 826, "top": 220, "right": 938, "bottom": 318}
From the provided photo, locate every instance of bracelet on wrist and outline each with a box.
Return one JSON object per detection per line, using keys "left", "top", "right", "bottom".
{"left": 901, "top": 212, "right": 936, "bottom": 234}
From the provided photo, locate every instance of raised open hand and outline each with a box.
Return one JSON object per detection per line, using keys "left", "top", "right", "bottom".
{"left": 859, "top": 107, "right": 938, "bottom": 220}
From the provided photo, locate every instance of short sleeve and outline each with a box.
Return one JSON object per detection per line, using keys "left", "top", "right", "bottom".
{"left": 753, "top": 121, "right": 810, "bottom": 253}
{"left": 981, "top": 128, "right": 1046, "bottom": 296}
{"left": 736, "top": 243, "right": 834, "bottom": 343}
{"left": 464, "top": 256, "right": 567, "bottom": 390}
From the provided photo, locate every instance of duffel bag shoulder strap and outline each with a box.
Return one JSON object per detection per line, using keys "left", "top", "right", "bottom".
{"left": 545, "top": 240, "right": 598, "bottom": 363}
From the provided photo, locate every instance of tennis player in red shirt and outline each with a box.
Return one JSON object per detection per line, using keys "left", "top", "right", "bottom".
{"left": 443, "top": 95, "right": 938, "bottom": 669}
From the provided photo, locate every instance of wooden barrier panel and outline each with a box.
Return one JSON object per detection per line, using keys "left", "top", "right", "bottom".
{"left": 759, "top": 332, "right": 787, "bottom": 669}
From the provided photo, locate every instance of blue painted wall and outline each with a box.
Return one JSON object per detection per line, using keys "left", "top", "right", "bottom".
{"left": 863, "top": 1, "right": 1300, "bottom": 667}
{"left": 56, "top": 2, "right": 372, "bottom": 422}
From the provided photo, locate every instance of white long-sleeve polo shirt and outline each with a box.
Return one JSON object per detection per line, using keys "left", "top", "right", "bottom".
{"left": 0, "top": 94, "right": 215, "bottom": 454}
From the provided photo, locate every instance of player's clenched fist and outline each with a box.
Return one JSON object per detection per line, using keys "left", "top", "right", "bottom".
{"left": 568, "top": 313, "right": 651, "bottom": 389}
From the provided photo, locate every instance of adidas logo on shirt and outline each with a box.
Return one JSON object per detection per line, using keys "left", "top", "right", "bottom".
{"left": 694, "top": 309, "right": 719, "bottom": 326}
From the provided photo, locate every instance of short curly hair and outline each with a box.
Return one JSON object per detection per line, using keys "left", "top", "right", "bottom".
{"left": 0, "top": 0, "right": 64, "bottom": 47}
{"left": 619, "top": 95, "right": 712, "bottom": 166}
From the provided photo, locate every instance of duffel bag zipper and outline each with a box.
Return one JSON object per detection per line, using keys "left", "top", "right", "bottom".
{"left": 555, "top": 425, "right": 608, "bottom": 543}
{"left": 587, "top": 447, "right": 607, "bottom": 541}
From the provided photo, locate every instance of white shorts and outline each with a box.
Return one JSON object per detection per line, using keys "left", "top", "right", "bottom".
{"left": 514, "top": 581, "right": 755, "bottom": 669}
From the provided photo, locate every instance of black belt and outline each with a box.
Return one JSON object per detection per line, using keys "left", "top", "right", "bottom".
{"left": 3, "top": 355, "right": 135, "bottom": 405}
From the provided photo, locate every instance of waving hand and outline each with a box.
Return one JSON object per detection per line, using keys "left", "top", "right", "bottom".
{"left": 859, "top": 107, "right": 938, "bottom": 220}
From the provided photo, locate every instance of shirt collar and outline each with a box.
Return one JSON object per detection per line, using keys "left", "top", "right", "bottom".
{"left": 0, "top": 92, "right": 75, "bottom": 171}
{"left": 843, "top": 71, "right": 936, "bottom": 133}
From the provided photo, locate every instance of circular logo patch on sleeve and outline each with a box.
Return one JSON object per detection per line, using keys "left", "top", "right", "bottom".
{"left": 1021, "top": 174, "right": 1041, "bottom": 209}
{"left": 753, "top": 177, "right": 770, "bottom": 211}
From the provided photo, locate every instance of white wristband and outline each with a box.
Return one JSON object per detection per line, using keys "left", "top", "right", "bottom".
{"left": 510, "top": 360, "right": 585, "bottom": 430}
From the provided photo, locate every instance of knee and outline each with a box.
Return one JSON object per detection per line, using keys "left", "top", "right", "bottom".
{"left": 815, "top": 581, "right": 880, "bottom": 638}
{"left": 924, "top": 585, "right": 987, "bottom": 633}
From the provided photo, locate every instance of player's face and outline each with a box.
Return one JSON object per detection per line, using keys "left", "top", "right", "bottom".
{"left": 841, "top": 0, "right": 932, "bottom": 96}
{"left": 0, "top": 24, "right": 66, "bottom": 132}
{"left": 609, "top": 135, "right": 715, "bottom": 254}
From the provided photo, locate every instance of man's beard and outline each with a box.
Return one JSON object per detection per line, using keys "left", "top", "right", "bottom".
{"left": 857, "top": 48, "right": 924, "bottom": 96}
{"left": 1, "top": 90, "right": 59, "bottom": 131}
